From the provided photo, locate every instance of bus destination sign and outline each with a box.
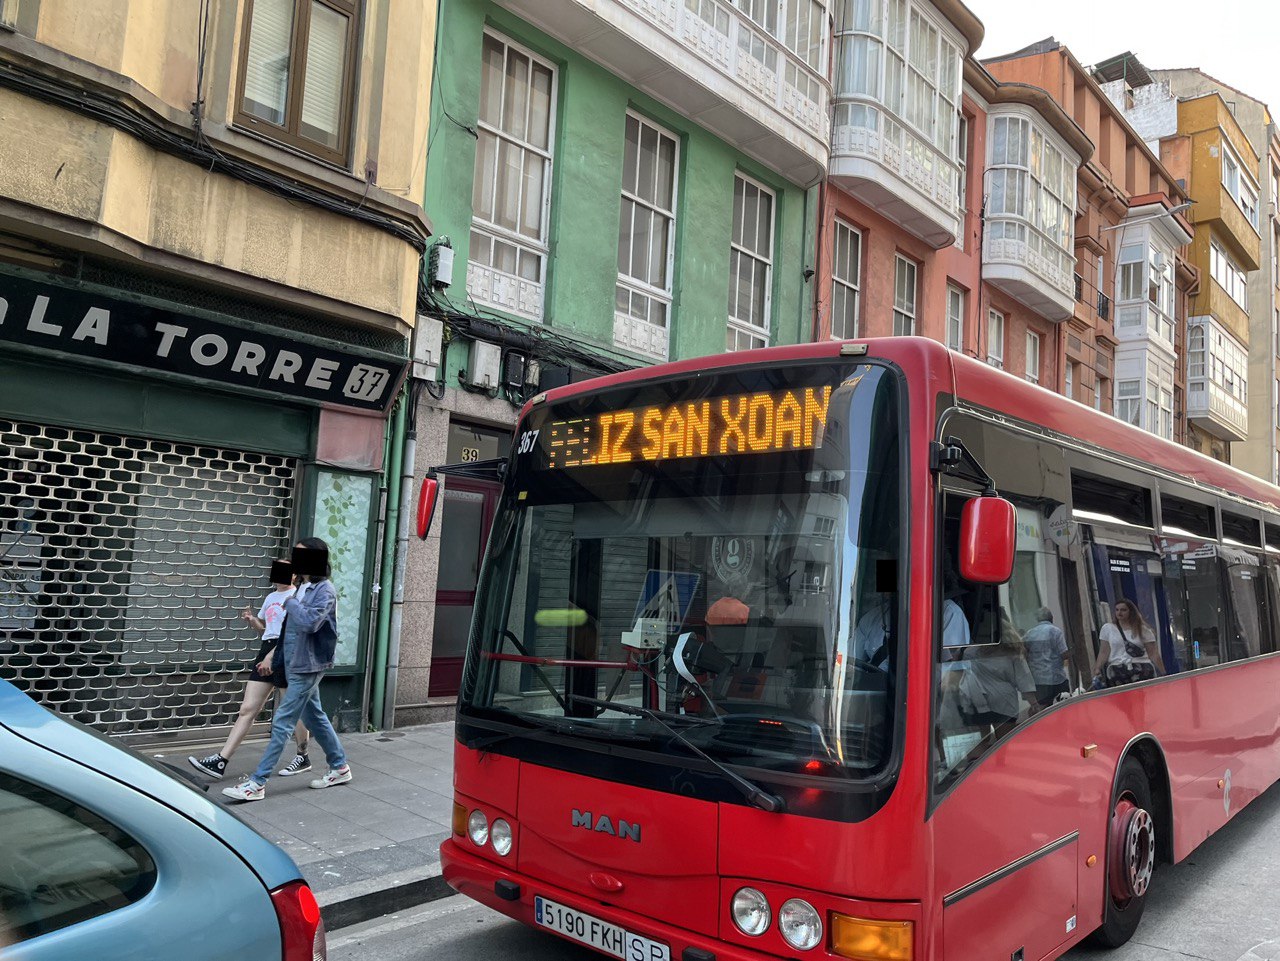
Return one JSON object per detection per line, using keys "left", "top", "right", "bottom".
{"left": 542, "top": 386, "right": 833, "bottom": 469}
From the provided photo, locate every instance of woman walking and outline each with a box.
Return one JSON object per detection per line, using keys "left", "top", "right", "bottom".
{"left": 223, "top": 538, "right": 352, "bottom": 801}
{"left": 187, "top": 566, "right": 311, "bottom": 780}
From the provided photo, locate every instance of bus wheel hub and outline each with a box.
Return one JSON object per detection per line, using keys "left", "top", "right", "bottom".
{"left": 1109, "top": 798, "right": 1155, "bottom": 901}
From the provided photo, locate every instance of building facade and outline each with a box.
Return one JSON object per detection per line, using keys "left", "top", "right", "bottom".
{"left": 396, "top": 0, "right": 831, "bottom": 722}
{"left": 0, "top": 0, "right": 435, "bottom": 741}
{"left": 817, "top": 4, "right": 1093, "bottom": 401}
{"left": 986, "top": 41, "right": 1196, "bottom": 443}
{"left": 1095, "top": 59, "right": 1262, "bottom": 463}
{"left": 1150, "top": 69, "right": 1280, "bottom": 479}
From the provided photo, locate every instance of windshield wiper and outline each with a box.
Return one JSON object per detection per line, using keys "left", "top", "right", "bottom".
{"left": 465, "top": 712, "right": 650, "bottom": 752}
{"left": 569, "top": 695, "right": 785, "bottom": 813}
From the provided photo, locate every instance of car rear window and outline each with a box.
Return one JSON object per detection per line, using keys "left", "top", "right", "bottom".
{"left": 0, "top": 772, "right": 157, "bottom": 943}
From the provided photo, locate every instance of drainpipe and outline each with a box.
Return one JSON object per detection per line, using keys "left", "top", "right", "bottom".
{"left": 369, "top": 392, "right": 407, "bottom": 729}
{"left": 359, "top": 414, "right": 394, "bottom": 725}
{"left": 381, "top": 404, "right": 417, "bottom": 731}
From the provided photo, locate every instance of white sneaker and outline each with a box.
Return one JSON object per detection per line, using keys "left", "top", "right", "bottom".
{"left": 222, "top": 778, "right": 265, "bottom": 802}
{"left": 309, "top": 765, "right": 352, "bottom": 790}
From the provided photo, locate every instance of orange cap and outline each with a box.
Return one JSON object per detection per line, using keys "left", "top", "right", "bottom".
{"left": 706, "top": 597, "right": 750, "bottom": 625}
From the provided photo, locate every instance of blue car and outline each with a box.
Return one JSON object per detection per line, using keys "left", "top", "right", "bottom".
{"left": 0, "top": 679, "right": 324, "bottom": 960}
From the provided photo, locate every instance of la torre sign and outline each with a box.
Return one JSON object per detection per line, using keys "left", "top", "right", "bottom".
{"left": 0, "top": 274, "right": 406, "bottom": 412}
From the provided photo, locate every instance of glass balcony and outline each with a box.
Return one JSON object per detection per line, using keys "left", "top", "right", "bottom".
{"left": 493, "top": 0, "right": 831, "bottom": 183}
{"left": 1187, "top": 317, "right": 1249, "bottom": 443}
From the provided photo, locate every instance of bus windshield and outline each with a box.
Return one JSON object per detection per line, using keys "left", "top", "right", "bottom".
{"left": 459, "top": 361, "right": 903, "bottom": 781}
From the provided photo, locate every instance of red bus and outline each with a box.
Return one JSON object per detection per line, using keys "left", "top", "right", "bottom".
{"left": 437, "top": 337, "right": 1280, "bottom": 961}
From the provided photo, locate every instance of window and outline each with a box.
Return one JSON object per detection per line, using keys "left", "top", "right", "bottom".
{"left": 0, "top": 773, "right": 157, "bottom": 943}
{"left": 1118, "top": 244, "right": 1144, "bottom": 303}
{"left": 0, "top": 0, "right": 18, "bottom": 28}
{"left": 832, "top": 219, "right": 862, "bottom": 339}
{"left": 986, "top": 309, "right": 1004, "bottom": 368}
{"left": 1210, "top": 241, "right": 1248, "bottom": 309}
{"left": 468, "top": 32, "right": 556, "bottom": 320}
{"left": 1222, "top": 143, "right": 1259, "bottom": 229}
{"left": 832, "top": 0, "right": 963, "bottom": 180}
{"left": 1025, "top": 331, "right": 1041, "bottom": 384}
{"left": 985, "top": 114, "right": 1076, "bottom": 287}
{"left": 1095, "top": 376, "right": 1107, "bottom": 411}
{"left": 956, "top": 114, "right": 969, "bottom": 231}
{"left": 727, "top": 174, "right": 775, "bottom": 351}
{"left": 616, "top": 113, "right": 679, "bottom": 349}
{"left": 1117, "top": 379, "right": 1140, "bottom": 426}
{"left": 1065, "top": 361, "right": 1075, "bottom": 400}
{"left": 946, "top": 284, "right": 964, "bottom": 351}
{"left": 235, "top": 0, "right": 360, "bottom": 163}
{"left": 893, "top": 255, "right": 917, "bottom": 335}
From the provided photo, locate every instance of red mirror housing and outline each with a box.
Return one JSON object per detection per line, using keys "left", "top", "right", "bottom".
{"left": 416, "top": 475, "right": 440, "bottom": 540}
{"left": 959, "top": 496, "right": 1016, "bottom": 584}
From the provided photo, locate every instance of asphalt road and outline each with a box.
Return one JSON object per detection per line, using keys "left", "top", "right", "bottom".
{"left": 330, "top": 781, "right": 1280, "bottom": 961}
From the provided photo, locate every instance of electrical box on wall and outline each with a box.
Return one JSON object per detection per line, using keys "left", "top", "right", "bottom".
{"left": 466, "top": 340, "right": 502, "bottom": 388}
{"left": 412, "top": 315, "right": 443, "bottom": 382}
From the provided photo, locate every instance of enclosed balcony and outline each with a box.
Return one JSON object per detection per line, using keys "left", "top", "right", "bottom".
{"left": 828, "top": 0, "right": 980, "bottom": 247}
{"left": 494, "top": 0, "right": 831, "bottom": 184}
{"left": 981, "top": 109, "right": 1080, "bottom": 321}
{"left": 1187, "top": 317, "right": 1249, "bottom": 443}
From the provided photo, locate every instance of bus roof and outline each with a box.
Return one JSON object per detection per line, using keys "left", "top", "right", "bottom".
{"left": 524, "top": 337, "right": 1280, "bottom": 514}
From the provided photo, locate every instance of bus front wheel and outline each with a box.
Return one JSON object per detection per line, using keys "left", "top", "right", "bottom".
{"left": 1089, "top": 757, "right": 1156, "bottom": 948}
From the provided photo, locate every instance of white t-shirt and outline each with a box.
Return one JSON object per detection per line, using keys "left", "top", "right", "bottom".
{"left": 258, "top": 587, "right": 296, "bottom": 641}
{"left": 1100, "top": 622, "right": 1155, "bottom": 666}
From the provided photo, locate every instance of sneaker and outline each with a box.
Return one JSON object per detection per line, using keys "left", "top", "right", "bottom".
{"left": 278, "top": 753, "right": 312, "bottom": 777}
{"left": 309, "top": 765, "right": 352, "bottom": 790}
{"left": 188, "top": 753, "right": 227, "bottom": 780}
{"left": 221, "top": 778, "right": 265, "bottom": 802}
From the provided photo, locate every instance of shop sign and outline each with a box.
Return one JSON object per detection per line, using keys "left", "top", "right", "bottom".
{"left": 0, "top": 274, "right": 406, "bottom": 412}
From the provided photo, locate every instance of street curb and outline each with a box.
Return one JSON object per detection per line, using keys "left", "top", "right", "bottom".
{"left": 321, "top": 872, "right": 454, "bottom": 931}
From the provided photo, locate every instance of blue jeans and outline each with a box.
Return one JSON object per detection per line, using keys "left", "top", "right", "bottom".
{"left": 252, "top": 671, "right": 347, "bottom": 783}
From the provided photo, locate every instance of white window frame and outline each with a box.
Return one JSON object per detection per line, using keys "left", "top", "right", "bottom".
{"left": 945, "top": 283, "right": 964, "bottom": 351}
{"left": 985, "top": 113, "right": 1077, "bottom": 288}
{"left": 831, "top": 0, "right": 964, "bottom": 182}
{"left": 1065, "top": 360, "right": 1075, "bottom": 400}
{"left": 1116, "top": 379, "right": 1141, "bottom": 427}
{"left": 1210, "top": 240, "right": 1248, "bottom": 309}
{"left": 0, "top": 0, "right": 18, "bottom": 27}
{"left": 831, "top": 219, "right": 862, "bottom": 340}
{"left": 615, "top": 111, "right": 680, "bottom": 358}
{"left": 468, "top": 30, "right": 559, "bottom": 321}
{"left": 1025, "top": 330, "right": 1041, "bottom": 384}
{"left": 955, "top": 114, "right": 969, "bottom": 248}
{"left": 986, "top": 308, "right": 1004, "bottom": 368}
{"left": 1222, "top": 140, "right": 1259, "bottom": 230}
{"left": 893, "top": 255, "right": 917, "bottom": 335}
{"left": 727, "top": 172, "right": 776, "bottom": 351}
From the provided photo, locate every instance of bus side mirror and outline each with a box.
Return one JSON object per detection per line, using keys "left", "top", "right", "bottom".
{"left": 416, "top": 474, "right": 440, "bottom": 539}
{"left": 959, "top": 496, "right": 1015, "bottom": 584}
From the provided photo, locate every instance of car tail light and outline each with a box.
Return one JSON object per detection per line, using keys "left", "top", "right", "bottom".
{"left": 271, "top": 881, "right": 327, "bottom": 961}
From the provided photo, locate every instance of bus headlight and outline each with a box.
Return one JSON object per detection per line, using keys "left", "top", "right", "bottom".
{"left": 779, "top": 898, "right": 823, "bottom": 950}
{"left": 490, "top": 818, "right": 513, "bottom": 856}
{"left": 731, "top": 887, "right": 771, "bottom": 936}
{"left": 467, "top": 810, "right": 489, "bottom": 847}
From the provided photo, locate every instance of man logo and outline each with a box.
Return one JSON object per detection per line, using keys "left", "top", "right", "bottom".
{"left": 572, "top": 809, "right": 641, "bottom": 842}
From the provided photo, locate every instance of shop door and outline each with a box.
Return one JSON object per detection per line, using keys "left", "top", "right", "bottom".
{"left": 0, "top": 419, "right": 296, "bottom": 742}
{"left": 428, "top": 478, "right": 500, "bottom": 698}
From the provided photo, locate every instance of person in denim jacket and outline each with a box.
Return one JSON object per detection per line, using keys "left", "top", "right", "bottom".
{"left": 223, "top": 538, "right": 351, "bottom": 802}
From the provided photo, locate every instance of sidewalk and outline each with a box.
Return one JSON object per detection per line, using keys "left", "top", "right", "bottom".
{"left": 153, "top": 722, "right": 457, "bottom": 929}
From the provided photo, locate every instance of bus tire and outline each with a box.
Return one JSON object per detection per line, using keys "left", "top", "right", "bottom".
{"left": 1088, "top": 756, "right": 1156, "bottom": 948}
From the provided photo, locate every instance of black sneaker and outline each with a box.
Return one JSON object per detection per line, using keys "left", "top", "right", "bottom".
{"left": 188, "top": 753, "right": 227, "bottom": 780}
{"left": 278, "top": 753, "right": 312, "bottom": 777}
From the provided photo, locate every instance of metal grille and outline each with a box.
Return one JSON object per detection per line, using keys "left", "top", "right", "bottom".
{"left": 0, "top": 420, "right": 297, "bottom": 741}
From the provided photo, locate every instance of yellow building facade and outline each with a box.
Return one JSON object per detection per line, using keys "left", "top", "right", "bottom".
{"left": 1175, "top": 94, "right": 1261, "bottom": 460}
{"left": 0, "top": 1, "right": 435, "bottom": 738}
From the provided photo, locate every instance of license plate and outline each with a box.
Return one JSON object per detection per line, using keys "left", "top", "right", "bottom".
{"left": 534, "top": 895, "right": 670, "bottom": 961}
